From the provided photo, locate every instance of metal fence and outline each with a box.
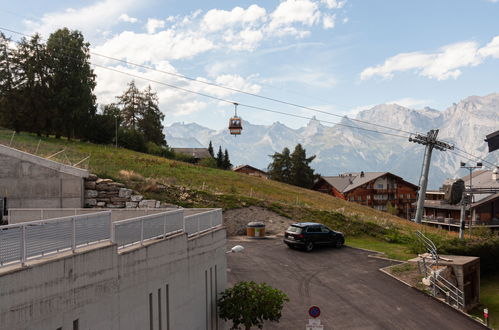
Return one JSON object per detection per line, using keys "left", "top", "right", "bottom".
{"left": 184, "top": 209, "right": 223, "bottom": 237}
{"left": 0, "top": 208, "right": 223, "bottom": 267}
{"left": 112, "top": 209, "right": 184, "bottom": 248}
{"left": 0, "top": 212, "right": 111, "bottom": 266}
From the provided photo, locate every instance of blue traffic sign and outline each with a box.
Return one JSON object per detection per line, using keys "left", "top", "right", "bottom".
{"left": 308, "top": 306, "right": 321, "bottom": 318}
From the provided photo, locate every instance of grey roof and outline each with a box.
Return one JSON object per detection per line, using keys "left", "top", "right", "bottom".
{"left": 321, "top": 172, "right": 405, "bottom": 193}
{"left": 172, "top": 148, "right": 211, "bottom": 159}
{"left": 458, "top": 169, "right": 499, "bottom": 202}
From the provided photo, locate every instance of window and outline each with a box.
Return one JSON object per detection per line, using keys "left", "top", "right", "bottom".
{"left": 158, "top": 289, "right": 162, "bottom": 330}
{"left": 149, "top": 293, "right": 153, "bottom": 330}
{"left": 73, "top": 319, "right": 79, "bottom": 330}
{"left": 400, "top": 194, "right": 404, "bottom": 199}
{"left": 306, "top": 226, "right": 321, "bottom": 233}
{"left": 366, "top": 195, "right": 371, "bottom": 200}
{"left": 406, "top": 193, "right": 411, "bottom": 199}
{"left": 376, "top": 184, "right": 383, "bottom": 189}
{"left": 321, "top": 226, "right": 330, "bottom": 233}
{"left": 357, "top": 196, "right": 362, "bottom": 201}
{"left": 287, "top": 226, "right": 302, "bottom": 233}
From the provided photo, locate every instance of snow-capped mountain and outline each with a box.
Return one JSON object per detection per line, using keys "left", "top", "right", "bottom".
{"left": 165, "top": 93, "right": 499, "bottom": 188}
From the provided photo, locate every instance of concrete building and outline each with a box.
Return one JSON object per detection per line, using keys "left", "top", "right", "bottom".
{"left": 0, "top": 144, "right": 88, "bottom": 208}
{"left": 0, "top": 208, "right": 226, "bottom": 330}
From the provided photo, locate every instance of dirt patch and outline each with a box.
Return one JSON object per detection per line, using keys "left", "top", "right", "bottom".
{"left": 383, "top": 262, "right": 425, "bottom": 288}
{"left": 223, "top": 206, "right": 294, "bottom": 236}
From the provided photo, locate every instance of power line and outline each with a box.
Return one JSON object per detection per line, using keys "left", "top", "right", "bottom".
{"left": 0, "top": 25, "right": 416, "bottom": 136}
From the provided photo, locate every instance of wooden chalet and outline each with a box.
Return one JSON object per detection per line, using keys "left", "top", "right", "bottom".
{"left": 313, "top": 171, "right": 418, "bottom": 218}
{"left": 233, "top": 165, "right": 268, "bottom": 179}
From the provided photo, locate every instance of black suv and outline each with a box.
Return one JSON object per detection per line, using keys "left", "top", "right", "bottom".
{"left": 283, "top": 222, "right": 344, "bottom": 252}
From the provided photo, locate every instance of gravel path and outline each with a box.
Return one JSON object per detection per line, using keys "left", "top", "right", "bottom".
{"left": 223, "top": 206, "right": 294, "bottom": 236}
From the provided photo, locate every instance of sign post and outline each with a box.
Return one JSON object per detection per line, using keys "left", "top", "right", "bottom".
{"left": 306, "top": 306, "right": 324, "bottom": 330}
{"left": 484, "top": 308, "right": 489, "bottom": 327}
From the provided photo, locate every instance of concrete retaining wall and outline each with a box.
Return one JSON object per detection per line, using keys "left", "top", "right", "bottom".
{"left": 0, "top": 145, "right": 88, "bottom": 208}
{"left": 0, "top": 227, "right": 227, "bottom": 330}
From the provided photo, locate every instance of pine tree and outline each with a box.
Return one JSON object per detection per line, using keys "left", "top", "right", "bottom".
{"left": 208, "top": 141, "right": 214, "bottom": 157}
{"left": 14, "top": 34, "right": 51, "bottom": 136}
{"left": 0, "top": 33, "right": 20, "bottom": 131}
{"left": 138, "top": 85, "right": 166, "bottom": 146}
{"left": 223, "top": 149, "right": 232, "bottom": 170}
{"left": 46, "top": 28, "right": 96, "bottom": 139}
{"left": 289, "top": 144, "right": 317, "bottom": 188}
{"left": 117, "top": 80, "right": 143, "bottom": 130}
{"left": 267, "top": 147, "right": 291, "bottom": 183}
{"left": 216, "top": 146, "right": 224, "bottom": 169}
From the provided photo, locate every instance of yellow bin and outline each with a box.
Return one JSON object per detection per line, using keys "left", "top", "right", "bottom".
{"left": 246, "top": 222, "right": 266, "bottom": 238}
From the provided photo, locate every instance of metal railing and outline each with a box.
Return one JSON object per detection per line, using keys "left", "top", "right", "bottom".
{"left": 0, "top": 208, "right": 223, "bottom": 267}
{"left": 112, "top": 209, "right": 184, "bottom": 248}
{"left": 0, "top": 212, "right": 111, "bottom": 266}
{"left": 184, "top": 209, "right": 223, "bottom": 237}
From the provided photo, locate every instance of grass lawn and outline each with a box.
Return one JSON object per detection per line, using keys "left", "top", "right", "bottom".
{"left": 346, "top": 236, "right": 416, "bottom": 260}
{"left": 471, "top": 273, "right": 499, "bottom": 329}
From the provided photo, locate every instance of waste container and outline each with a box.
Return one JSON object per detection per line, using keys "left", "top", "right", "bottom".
{"left": 246, "top": 222, "right": 265, "bottom": 238}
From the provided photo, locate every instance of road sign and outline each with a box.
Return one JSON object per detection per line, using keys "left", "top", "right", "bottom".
{"left": 306, "top": 318, "right": 323, "bottom": 330}
{"left": 308, "top": 306, "right": 321, "bottom": 318}
{"left": 484, "top": 308, "right": 488, "bottom": 318}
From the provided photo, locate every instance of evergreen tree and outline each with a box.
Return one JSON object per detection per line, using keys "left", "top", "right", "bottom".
{"left": 208, "top": 141, "right": 214, "bottom": 157}
{"left": 14, "top": 34, "right": 51, "bottom": 136}
{"left": 0, "top": 33, "right": 19, "bottom": 131}
{"left": 216, "top": 146, "right": 224, "bottom": 168}
{"left": 289, "top": 144, "right": 317, "bottom": 188}
{"left": 117, "top": 80, "right": 143, "bottom": 130}
{"left": 267, "top": 147, "right": 292, "bottom": 183}
{"left": 223, "top": 149, "right": 232, "bottom": 170}
{"left": 138, "top": 85, "right": 165, "bottom": 146}
{"left": 46, "top": 28, "right": 96, "bottom": 139}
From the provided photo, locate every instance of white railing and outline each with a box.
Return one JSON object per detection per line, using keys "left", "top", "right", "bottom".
{"left": 184, "top": 209, "right": 223, "bottom": 237}
{"left": 112, "top": 209, "right": 184, "bottom": 248}
{"left": 0, "top": 208, "right": 223, "bottom": 267}
{"left": 0, "top": 212, "right": 111, "bottom": 266}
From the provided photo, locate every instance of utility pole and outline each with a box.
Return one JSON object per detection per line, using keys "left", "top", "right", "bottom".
{"left": 409, "top": 129, "right": 454, "bottom": 224}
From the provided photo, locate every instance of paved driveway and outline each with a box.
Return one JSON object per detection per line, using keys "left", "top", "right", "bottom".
{"left": 226, "top": 237, "right": 485, "bottom": 330}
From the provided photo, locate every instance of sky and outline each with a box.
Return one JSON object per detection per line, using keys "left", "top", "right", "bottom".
{"left": 1, "top": 0, "right": 499, "bottom": 129}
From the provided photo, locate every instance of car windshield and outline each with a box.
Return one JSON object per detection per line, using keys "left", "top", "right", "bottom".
{"left": 286, "top": 226, "right": 302, "bottom": 233}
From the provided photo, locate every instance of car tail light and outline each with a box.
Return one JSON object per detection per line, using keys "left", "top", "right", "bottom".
{"left": 297, "top": 234, "right": 304, "bottom": 239}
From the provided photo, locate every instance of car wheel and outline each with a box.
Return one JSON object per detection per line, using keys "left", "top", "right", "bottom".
{"left": 305, "top": 241, "right": 314, "bottom": 252}
{"left": 335, "top": 238, "right": 344, "bottom": 248}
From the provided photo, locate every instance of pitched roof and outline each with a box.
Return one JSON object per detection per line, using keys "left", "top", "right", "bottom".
{"left": 172, "top": 148, "right": 211, "bottom": 159}
{"left": 319, "top": 172, "right": 417, "bottom": 193}
{"left": 232, "top": 164, "right": 267, "bottom": 174}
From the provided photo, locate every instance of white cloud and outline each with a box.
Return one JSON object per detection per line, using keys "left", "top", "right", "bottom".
{"left": 23, "top": 0, "right": 138, "bottom": 40}
{"left": 360, "top": 38, "right": 499, "bottom": 80}
{"left": 201, "top": 5, "right": 267, "bottom": 32}
{"left": 321, "top": 0, "right": 346, "bottom": 9}
{"left": 387, "top": 97, "right": 431, "bottom": 109}
{"left": 322, "top": 14, "right": 336, "bottom": 29}
{"left": 269, "top": 0, "right": 321, "bottom": 31}
{"left": 119, "top": 14, "right": 138, "bottom": 23}
{"left": 146, "top": 18, "right": 165, "bottom": 34}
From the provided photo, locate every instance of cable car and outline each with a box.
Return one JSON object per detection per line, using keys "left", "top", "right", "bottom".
{"left": 228, "top": 103, "right": 243, "bottom": 136}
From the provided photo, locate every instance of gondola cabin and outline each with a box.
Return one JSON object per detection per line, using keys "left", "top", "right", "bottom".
{"left": 229, "top": 116, "right": 242, "bottom": 135}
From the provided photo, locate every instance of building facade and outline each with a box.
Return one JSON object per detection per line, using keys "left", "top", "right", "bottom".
{"left": 233, "top": 165, "right": 268, "bottom": 179}
{"left": 313, "top": 172, "right": 418, "bottom": 218}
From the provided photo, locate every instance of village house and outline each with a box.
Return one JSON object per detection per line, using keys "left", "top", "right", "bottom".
{"left": 232, "top": 164, "right": 268, "bottom": 179}
{"left": 423, "top": 169, "right": 499, "bottom": 228}
{"left": 313, "top": 171, "right": 418, "bottom": 218}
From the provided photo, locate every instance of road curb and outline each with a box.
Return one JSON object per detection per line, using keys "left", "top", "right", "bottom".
{"left": 345, "top": 245, "right": 404, "bottom": 263}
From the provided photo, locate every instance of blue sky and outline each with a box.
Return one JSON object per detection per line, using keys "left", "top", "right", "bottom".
{"left": 1, "top": 0, "right": 499, "bottom": 129}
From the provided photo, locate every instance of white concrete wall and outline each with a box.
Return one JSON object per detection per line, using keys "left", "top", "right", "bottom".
{"left": 0, "top": 228, "right": 227, "bottom": 330}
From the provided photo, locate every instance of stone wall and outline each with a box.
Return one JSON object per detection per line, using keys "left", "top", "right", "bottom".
{"left": 84, "top": 174, "right": 166, "bottom": 209}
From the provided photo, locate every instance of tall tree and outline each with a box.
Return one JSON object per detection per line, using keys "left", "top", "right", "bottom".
{"left": 289, "top": 144, "right": 317, "bottom": 188}
{"left": 208, "top": 141, "right": 214, "bottom": 157}
{"left": 46, "top": 28, "right": 96, "bottom": 139}
{"left": 216, "top": 146, "right": 224, "bottom": 169}
{"left": 14, "top": 34, "right": 51, "bottom": 135}
{"left": 138, "top": 85, "right": 166, "bottom": 146}
{"left": 267, "top": 147, "right": 292, "bottom": 183}
{"left": 117, "top": 80, "right": 142, "bottom": 130}
{"left": 0, "top": 33, "right": 20, "bottom": 131}
{"left": 223, "top": 149, "right": 232, "bottom": 170}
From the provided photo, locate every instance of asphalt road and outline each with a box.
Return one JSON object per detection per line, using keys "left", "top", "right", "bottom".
{"left": 227, "top": 237, "right": 485, "bottom": 330}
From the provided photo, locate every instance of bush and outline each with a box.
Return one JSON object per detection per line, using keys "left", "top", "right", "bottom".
{"left": 118, "top": 128, "right": 147, "bottom": 153}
